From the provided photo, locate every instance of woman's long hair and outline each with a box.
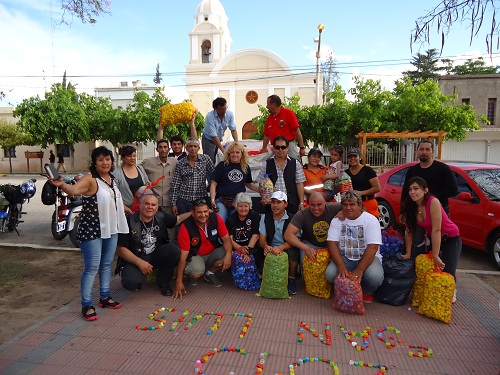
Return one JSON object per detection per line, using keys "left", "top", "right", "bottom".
{"left": 224, "top": 142, "right": 249, "bottom": 173}
{"left": 401, "top": 176, "right": 431, "bottom": 234}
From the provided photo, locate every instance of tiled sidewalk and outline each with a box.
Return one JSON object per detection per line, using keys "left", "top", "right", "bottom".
{"left": 0, "top": 271, "right": 499, "bottom": 375}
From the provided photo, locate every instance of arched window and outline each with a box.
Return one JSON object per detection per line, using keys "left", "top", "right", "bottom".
{"left": 201, "top": 40, "right": 212, "bottom": 63}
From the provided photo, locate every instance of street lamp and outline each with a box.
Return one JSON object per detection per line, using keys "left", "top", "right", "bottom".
{"left": 314, "top": 24, "right": 324, "bottom": 105}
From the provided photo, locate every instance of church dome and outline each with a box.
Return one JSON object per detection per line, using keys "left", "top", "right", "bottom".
{"left": 196, "top": 0, "right": 227, "bottom": 19}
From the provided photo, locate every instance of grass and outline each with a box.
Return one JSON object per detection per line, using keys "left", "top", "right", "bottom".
{"left": 0, "top": 262, "right": 28, "bottom": 284}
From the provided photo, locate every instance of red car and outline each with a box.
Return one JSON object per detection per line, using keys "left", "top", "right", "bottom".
{"left": 376, "top": 161, "right": 500, "bottom": 269}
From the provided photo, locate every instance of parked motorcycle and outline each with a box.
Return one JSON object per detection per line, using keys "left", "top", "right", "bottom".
{"left": 41, "top": 175, "right": 83, "bottom": 247}
{"left": 0, "top": 179, "right": 37, "bottom": 234}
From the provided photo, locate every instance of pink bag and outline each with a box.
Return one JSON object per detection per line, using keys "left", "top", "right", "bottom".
{"left": 332, "top": 278, "right": 365, "bottom": 315}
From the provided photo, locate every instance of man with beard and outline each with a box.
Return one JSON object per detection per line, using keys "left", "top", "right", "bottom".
{"left": 402, "top": 140, "right": 457, "bottom": 214}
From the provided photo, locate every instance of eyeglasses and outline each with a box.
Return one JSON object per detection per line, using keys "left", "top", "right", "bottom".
{"left": 274, "top": 146, "right": 288, "bottom": 150}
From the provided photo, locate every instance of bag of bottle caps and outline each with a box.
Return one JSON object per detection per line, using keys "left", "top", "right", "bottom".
{"left": 303, "top": 249, "right": 331, "bottom": 299}
{"left": 336, "top": 169, "right": 353, "bottom": 193}
{"left": 159, "top": 102, "right": 196, "bottom": 126}
{"left": 231, "top": 251, "right": 261, "bottom": 291}
{"left": 380, "top": 227, "right": 405, "bottom": 257}
{"left": 418, "top": 271, "right": 455, "bottom": 323}
{"left": 258, "top": 252, "right": 289, "bottom": 299}
{"left": 412, "top": 253, "right": 435, "bottom": 307}
{"left": 323, "top": 165, "right": 336, "bottom": 191}
{"left": 260, "top": 174, "right": 274, "bottom": 205}
{"left": 332, "top": 277, "right": 365, "bottom": 315}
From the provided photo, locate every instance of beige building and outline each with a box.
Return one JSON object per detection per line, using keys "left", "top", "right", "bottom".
{"left": 185, "top": 0, "right": 319, "bottom": 140}
{"left": 439, "top": 74, "right": 500, "bottom": 163}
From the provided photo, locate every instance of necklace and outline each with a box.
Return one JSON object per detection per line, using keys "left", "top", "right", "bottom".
{"left": 140, "top": 217, "right": 156, "bottom": 243}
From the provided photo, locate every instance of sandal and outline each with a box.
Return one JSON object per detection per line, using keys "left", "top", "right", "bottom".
{"left": 99, "top": 296, "right": 122, "bottom": 309}
{"left": 82, "top": 306, "right": 98, "bottom": 321}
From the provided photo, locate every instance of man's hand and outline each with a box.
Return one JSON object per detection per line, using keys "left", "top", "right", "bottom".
{"left": 271, "top": 246, "right": 283, "bottom": 255}
{"left": 221, "top": 253, "right": 232, "bottom": 271}
{"left": 263, "top": 245, "right": 273, "bottom": 256}
{"left": 348, "top": 269, "right": 363, "bottom": 283}
{"left": 137, "top": 259, "right": 153, "bottom": 275}
{"left": 299, "top": 148, "right": 306, "bottom": 157}
{"left": 171, "top": 205, "right": 178, "bottom": 215}
{"left": 336, "top": 266, "right": 350, "bottom": 279}
{"left": 304, "top": 246, "right": 317, "bottom": 261}
{"left": 173, "top": 282, "right": 186, "bottom": 300}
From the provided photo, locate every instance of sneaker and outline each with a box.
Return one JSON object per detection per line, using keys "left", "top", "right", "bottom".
{"left": 288, "top": 277, "right": 297, "bottom": 295}
{"left": 188, "top": 277, "right": 198, "bottom": 286}
{"left": 452, "top": 289, "right": 457, "bottom": 303}
{"left": 362, "top": 294, "right": 373, "bottom": 304}
{"left": 204, "top": 273, "right": 222, "bottom": 287}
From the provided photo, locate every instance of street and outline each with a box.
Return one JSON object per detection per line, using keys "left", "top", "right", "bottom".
{"left": 0, "top": 174, "right": 498, "bottom": 271}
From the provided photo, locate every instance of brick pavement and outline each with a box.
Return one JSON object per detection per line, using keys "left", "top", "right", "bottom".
{"left": 0, "top": 271, "right": 499, "bottom": 375}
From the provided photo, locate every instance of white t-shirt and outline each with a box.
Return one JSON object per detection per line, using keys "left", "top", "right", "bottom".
{"left": 327, "top": 211, "right": 382, "bottom": 261}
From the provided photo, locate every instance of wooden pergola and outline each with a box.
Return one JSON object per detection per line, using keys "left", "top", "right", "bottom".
{"left": 355, "top": 130, "right": 447, "bottom": 162}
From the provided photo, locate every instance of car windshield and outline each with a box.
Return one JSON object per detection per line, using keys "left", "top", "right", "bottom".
{"left": 466, "top": 169, "right": 500, "bottom": 201}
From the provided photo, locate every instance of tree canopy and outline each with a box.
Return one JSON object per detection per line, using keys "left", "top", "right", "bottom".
{"left": 442, "top": 57, "right": 500, "bottom": 74}
{"left": 402, "top": 48, "right": 446, "bottom": 85}
{"left": 411, "top": 0, "right": 500, "bottom": 55}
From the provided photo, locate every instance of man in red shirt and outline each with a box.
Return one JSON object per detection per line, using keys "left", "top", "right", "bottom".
{"left": 260, "top": 95, "right": 306, "bottom": 160}
{"left": 173, "top": 198, "right": 232, "bottom": 299}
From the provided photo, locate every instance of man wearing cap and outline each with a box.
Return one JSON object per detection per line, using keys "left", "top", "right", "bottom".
{"left": 255, "top": 136, "right": 306, "bottom": 214}
{"left": 202, "top": 97, "right": 239, "bottom": 164}
{"left": 173, "top": 198, "right": 232, "bottom": 299}
{"left": 260, "top": 94, "right": 306, "bottom": 161}
{"left": 303, "top": 148, "right": 335, "bottom": 201}
{"left": 345, "top": 147, "right": 380, "bottom": 218}
{"left": 326, "top": 191, "right": 384, "bottom": 303}
{"left": 284, "top": 192, "right": 341, "bottom": 262}
{"left": 259, "top": 191, "right": 300, "bottom": 295}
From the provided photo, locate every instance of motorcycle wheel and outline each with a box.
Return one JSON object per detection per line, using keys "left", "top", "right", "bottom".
{"left": 51, "top": 211, "right": 68, "bottom": 240}
{"left": 69, "top": 217, "right": 80, "bottom": 248}
{"left": 7, "top": 205, "right": 19, "bottom": 232}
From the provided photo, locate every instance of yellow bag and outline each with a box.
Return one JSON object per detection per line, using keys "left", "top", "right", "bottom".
{"left": 303, "top": 249, "right": 331, "bottom": 299}
{"left": 159, "top": 102, "right": 196, "bottom": 126}
{"left": 412, "top": 253, "right": 434, "bottom": 307}
{"left": 417, "top": 271, "right": 455, "bottom": 323}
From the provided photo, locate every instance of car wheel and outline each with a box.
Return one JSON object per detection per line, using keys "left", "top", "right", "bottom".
{"left": 488, "top": 230, "right": 500, "bottom": 270}
{"left": 378, "top": 201, "right": 395, "bottom": 230}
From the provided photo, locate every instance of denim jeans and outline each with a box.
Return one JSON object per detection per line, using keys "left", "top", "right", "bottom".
{"left": 215, "top": 198, "right": 235, "bottom": 222}
{"left": 325, "top": 255, "right": 384, "bottom": 294}
{"left": 79, "top": 234, "right": 118, "bottom": 307}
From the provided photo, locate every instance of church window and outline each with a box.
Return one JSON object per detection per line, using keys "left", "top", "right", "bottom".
{"left": 201, "top": 40, "right": 212, "bottom": 63}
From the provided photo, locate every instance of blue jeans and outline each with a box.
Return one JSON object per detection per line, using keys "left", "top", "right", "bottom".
{"left": 325, "top": 255, "right": 384, "bottom": 294}
{"left": 215, "top": 198, "right": 235, "bottom": 222}
{"left": 79, "top": 235, "right": 118, "bottom": 307}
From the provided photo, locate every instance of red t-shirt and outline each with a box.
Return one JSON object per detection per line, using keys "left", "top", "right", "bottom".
{"left": 263, "top": 107, "right": 300, "bottom": 143}
{"left": 177, "top": 214, "right": 228, "bottom": 256}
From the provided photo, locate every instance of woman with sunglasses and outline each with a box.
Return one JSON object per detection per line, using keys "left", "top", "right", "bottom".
{"left": 51, "top": 146, "right": 128, "bottom": 321}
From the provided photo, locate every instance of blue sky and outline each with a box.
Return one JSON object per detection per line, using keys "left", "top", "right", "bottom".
{"left": 1, "top": 0, "right": 499, "bottom": 106}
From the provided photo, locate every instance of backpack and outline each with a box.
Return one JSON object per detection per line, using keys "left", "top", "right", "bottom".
{"left": 41, "top": 181, "right": 57, "bottom": 205}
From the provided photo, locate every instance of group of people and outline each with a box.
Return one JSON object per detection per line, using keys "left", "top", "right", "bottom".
{"left": 50, "top": 92, "right": 462, "bottom": 321}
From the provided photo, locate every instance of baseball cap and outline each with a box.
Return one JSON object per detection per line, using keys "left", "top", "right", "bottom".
{"left": 347, "top": 148, "right": 361, "bottom": 156}
{"left": 271, "top": 191, "right": 287, "bottom": 202}
{"left": 307, "top": 148, "right": 323, "bottom": 157}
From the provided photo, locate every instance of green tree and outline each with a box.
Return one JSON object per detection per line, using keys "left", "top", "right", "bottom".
{"left": 0, "top": 119, "right": 34, "bottom": 173}
{"left": 411, "top": 0, "right": 500, "bottom": 55}
{"left": 13, "top": 83, "right": 90, "bottom": 165}
{"left": 442, "top": 57, "right": 500, "bottom": 75}
{"left": 403, "top": 48, "right": 446, "bottom": 85}
{"left": 153, "top": 64, "right": 162, "bottom": 85}
{"left": 387, "top": 78, "right": 480, "bottom": 140}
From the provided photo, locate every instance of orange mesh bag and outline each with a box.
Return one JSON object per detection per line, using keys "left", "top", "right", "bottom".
{"left": 130, "top": 176, "right": 165, "bottom": 214}
{"left": 159, "top": 102, "right": 196, "bottom": 126}
{"left": 417, "top": 271, "right": 455, "bottom": 323}
{"left": 303, "top": 249, "right": 331, "bottom": 299}
{"left": 412, "top": 253, "right": 434, "bottom": 307}
{"left": 332, "top": 277, "right": 365, "bottom": 315}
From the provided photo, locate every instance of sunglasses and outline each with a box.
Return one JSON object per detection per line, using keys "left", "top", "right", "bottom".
{"left": 274, "top": 145, "right": 288, "bottom": 150}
